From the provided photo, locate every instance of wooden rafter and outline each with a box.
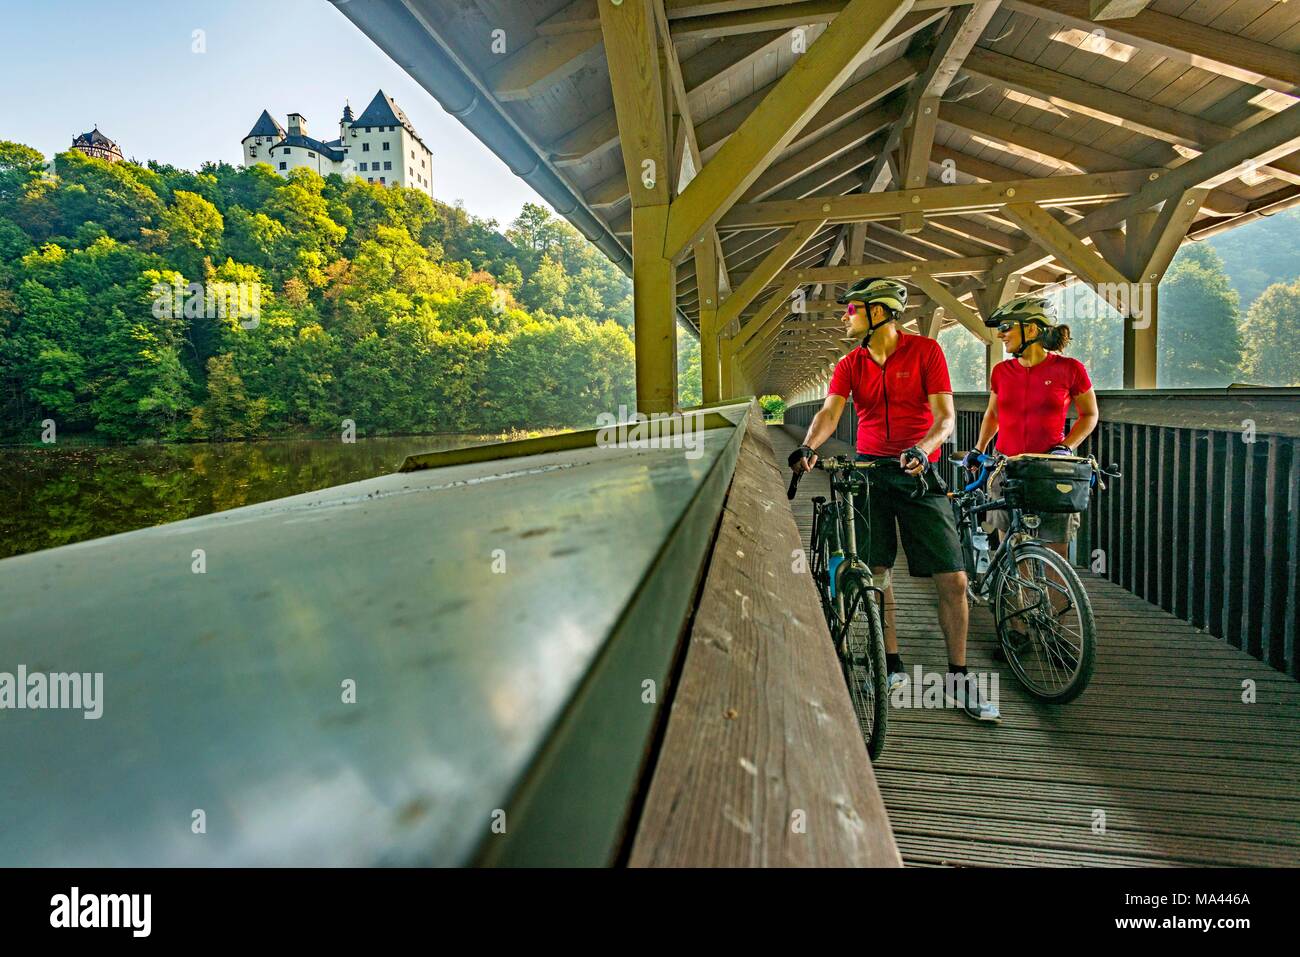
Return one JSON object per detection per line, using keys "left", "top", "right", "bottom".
{"left": 718, "top": 169, "right": 1157, "bottom": 230}
{"left": 962, "top": 48, "right": 1300, "bottom": 185}
{"left": 664, "top": 0, "right": 913, "bottom": 259}
{"left": 1003, "top": 0, "right": 1300, "bottom": 93}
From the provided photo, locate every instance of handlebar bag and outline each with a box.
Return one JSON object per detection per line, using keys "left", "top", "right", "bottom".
{"left": 1002, "top": 454, "right": 1092, "bottom": 513}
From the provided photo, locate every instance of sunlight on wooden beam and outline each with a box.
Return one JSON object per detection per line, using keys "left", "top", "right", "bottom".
{"left": 1049, "top": 27, "right": 1136, "bottom": 62}
{"left": 1002, "top": 89, "right": 1070, "bottom": 118}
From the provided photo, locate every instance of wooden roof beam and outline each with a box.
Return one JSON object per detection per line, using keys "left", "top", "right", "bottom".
{"left": 934, "top": 108, "right": 1248, "bottom": 216}
{"left": 1088, "top": 0, "right": 1151, "bottom": 18}
{"left": 912, "top": 274, "right": 991, "bottom": 340}
{"left": 665, "top": 0, "right": 913, "bottom": 259}
{"left": 780, "top": 253, "right": 998, "bottom": 283}
{"left": 696, "top": 54, "right": 920, "bottom": 164}
{"left": 719, "top": 220, "right": 827, "bottom": 332}
{"left": 668, "top": 0, "right": 961, "bottom": 39}
{"left": 487, "top": 29, "right": 604, "bottom": 102}
{"left": 1003, "top": 0, "right": 1300, "bottom": 93}
{"left": 718, "top": 169, "right": 1158, "bottom": 230}
{"left": 897, "top": 3, "right": 1001, "bottom": 230}
{"left": 979, "top": 102, "right": 1300, "bottom": 290}
{"left": 962, "top": 48, "right": 1300, "bottom": 185}
{"left": 551, "top": 29, "right": 789, "bottom": 167}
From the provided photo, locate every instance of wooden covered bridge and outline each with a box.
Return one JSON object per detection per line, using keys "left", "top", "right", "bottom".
{"left": 2, "top": 0, "right": 1298, "bottom": 866}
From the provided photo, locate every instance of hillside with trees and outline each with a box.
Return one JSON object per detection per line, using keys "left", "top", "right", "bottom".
{"left": 943, "top": 235, "right": 1300, "bottom": 392}
{"left": 0, "top": 141, "right": 661, "bottom": 442}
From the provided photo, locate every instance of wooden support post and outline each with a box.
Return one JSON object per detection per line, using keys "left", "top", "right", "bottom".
{"left": 632, "top": 205, "right": 678, "bottom": 412}
{"left": 900, "top": 96, "right": 941, "bottom": 234}
{"left": 720, "top": 335, "right": 737, "bottom": 399}
{"left": 985, "top": 337, "right": 1005, "bottom": 386}
{"left": 600, "top": 0, "right": 676, "bottom": 413}
{"left": 1123, "top": 286, "right": 1157, "bottom": 389}
{"left": 695, "top": 234, "right": 721, "bottom": 403}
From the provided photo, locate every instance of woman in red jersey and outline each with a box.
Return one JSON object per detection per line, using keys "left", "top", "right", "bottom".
{"left": 963, "top": 295, "right": 1100, "bottom": 560}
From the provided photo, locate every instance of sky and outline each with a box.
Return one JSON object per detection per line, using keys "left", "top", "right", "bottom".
{"left": 0, "top": 0, "right": 549, "bottom": 228}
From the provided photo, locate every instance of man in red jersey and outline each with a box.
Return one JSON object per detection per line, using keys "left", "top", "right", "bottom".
{"left": 789, "top": 277, "right": 999, "bottom": 723}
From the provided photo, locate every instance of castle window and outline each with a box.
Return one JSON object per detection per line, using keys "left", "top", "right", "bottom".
{"left": 307, "top": 151, "right": 315, "bottom": 158}
{"left": 380, "top": 177, "right": 386, "bottom": 184}
{"left": 382, "top": 141, "right": 390, "bottom": 151}
{"left": 368, "top": 177, "right": 374, "bottom": 183}
{"left": 362, "top": 143, "right": 370, "bottom": 152}
{"left": 384, "top": 161, "right": 392, "bottom": 171}
{"left": 280, "top": 162, "right": 287, "bottom": 170}
{"left": 359, "top": 162, "right": 367, "bottom": 171}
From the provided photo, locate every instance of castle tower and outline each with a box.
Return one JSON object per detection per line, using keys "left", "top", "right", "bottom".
{"left": 242, "top": 110, "right": 286, "bottom": 166}
{"left": 71, "top": 127, "right": 124, "bottom": 164}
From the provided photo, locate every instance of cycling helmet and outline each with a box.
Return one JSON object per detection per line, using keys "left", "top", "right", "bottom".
{"left": 985, "top": 294, "right": 1057, "bottom": 356}
{"left": 836, "top": 277, "right": 908, "bottom": 332}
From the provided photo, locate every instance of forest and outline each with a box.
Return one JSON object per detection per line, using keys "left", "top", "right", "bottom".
{"left": 0, "top": 141, "right": 709, "bottom": 442}
{"left": 2, "top": 141, "right": 1297, "bottom": 446}
{"left": 941, "top": 212, "right": 1300, "bottom": 392}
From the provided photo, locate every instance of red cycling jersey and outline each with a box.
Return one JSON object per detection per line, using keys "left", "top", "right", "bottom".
{"left": 828, "top": 332, "right": 952, "bottom": 461}
{"left": 990, "top": 353, "right": 1092, "bottom": 457}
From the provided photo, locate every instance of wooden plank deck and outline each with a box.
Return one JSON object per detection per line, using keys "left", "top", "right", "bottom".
{"left": 771, "top": 424, "right": 1300, "bottom": 867}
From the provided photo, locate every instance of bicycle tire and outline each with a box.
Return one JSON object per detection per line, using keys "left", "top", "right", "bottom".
{"left": 838, "top": 571, "right": 889, "bottom": 759}
{"left": 810, "top": 503, "right": 838, "bottom": 630}
{"left": 991, "top": 541, "right": 1096, "bottom": 703}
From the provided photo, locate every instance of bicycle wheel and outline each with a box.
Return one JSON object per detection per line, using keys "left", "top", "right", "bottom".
{"left": 838, "top": 571, "right": 889, "bottom": 759}
{"left": 809, "top": 504, "right": 837, "bottom": 629}
{"left": 991, "top": 541, "right": 1096, "bottom": 702}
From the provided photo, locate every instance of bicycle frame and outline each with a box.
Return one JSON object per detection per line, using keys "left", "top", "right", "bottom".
{"left": 811, "top": 460, "right": 887, "bottom": 635}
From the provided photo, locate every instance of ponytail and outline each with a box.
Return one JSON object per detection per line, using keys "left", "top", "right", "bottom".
{"left": 1041, "top": 323, "right": 1071, "bottom": 352}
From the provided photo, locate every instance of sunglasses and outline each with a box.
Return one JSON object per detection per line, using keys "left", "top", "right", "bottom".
{"left": 995, "top": 320, "right": 1017, "bottom": 333}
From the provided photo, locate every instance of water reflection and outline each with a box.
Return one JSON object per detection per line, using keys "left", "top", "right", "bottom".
{"left": 0, "top": 435, "right": 499, "bottom": 560}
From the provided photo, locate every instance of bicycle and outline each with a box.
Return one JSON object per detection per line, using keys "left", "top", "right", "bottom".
{"left": 948, "top": 451, "right": 1121, "bottom": 703}
{"left": 788, "top": 454, "right": 936, "bottom": 758}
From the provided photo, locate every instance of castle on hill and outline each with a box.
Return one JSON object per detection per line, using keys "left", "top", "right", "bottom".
{"left": 241, "top": 90, "right": 432, "bottom": 194}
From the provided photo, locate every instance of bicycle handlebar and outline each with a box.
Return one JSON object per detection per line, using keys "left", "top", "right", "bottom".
{"left": 787, "top": 454, "right": 936, "bottom": 500}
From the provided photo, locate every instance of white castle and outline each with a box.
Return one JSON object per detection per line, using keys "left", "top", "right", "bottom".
{"left": 241, "top": 90, "right": 432, "bottom": 195}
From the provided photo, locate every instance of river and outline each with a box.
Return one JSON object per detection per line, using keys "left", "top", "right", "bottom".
{"left": 0, "top": 434, "right": 505, "bottom": 560}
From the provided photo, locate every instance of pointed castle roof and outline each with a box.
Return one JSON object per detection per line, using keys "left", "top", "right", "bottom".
{"left": 350, "top": 90, "right": 429, "bottom": 152}
{"left": 245, "top": 109, "right": 286, "bottom": 140}
{"left": 73, "top": 127, "right": 119, "bottom": 150}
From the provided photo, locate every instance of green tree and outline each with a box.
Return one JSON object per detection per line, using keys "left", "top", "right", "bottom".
{"left": 1239, "top": 278, "right": 1300, "bottom": 386}
{"left": 1158, "top": 244, "right": 1242, "bottom": 387}
{"left": 677, "top": 328, "right": 701, "bottom": 408}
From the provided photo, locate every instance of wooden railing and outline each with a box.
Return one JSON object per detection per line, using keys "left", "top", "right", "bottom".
{"left": 785, "top": 389, "right": 1300, "bottom": 679}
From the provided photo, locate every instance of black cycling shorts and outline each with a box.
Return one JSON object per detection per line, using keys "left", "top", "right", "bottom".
{"left": 849, "top": 454, "right": 965, "bottom": 578}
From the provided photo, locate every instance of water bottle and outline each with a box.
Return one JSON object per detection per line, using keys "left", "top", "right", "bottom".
{"left": 828, "top": 550, "right": 845, "bottom": 598}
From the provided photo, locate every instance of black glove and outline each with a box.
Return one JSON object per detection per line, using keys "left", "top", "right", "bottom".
{"left": 1048, "top": 444, "right": 1073, "bottom": 456}
{"left": 961, "top": 447, "right": 984, "bottom": 471}
{"left": 788, "top": 445, "right": 814, "bottom": 468}
{"left": 900, "top": 445, "right": 930, "bottom": 473}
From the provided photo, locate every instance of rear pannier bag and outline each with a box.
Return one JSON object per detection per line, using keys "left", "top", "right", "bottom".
{"left": 1001, "top": 454, "right": 1091, "bottom": 513}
